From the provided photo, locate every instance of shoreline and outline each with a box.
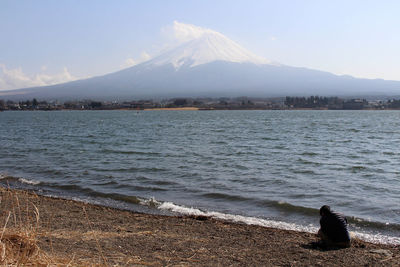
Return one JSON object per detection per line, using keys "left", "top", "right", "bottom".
{"left": 0, "top": 187, "right": 398, "bottom": 266}
{"left": 4, "top": 107, "right": 400, "bottom": 112}
{"left": 143, "top": 107, "right": 200, "bottom": 111}
{"left": 2, "top": 177, "right": 399, "bottom": 245}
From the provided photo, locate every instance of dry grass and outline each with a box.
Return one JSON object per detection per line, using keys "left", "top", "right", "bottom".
{"left": 0, "top": 187, "right": 42, "bottom": 266}
{"left": 0, "top": 187, "right": 108, "bottom": 266}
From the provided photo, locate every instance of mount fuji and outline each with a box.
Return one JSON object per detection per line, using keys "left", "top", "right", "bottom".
{"left": 2, "top": 22, "right": 400, "bottom": 99}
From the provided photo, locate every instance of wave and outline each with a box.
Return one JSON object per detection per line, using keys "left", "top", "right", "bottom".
{"left": 92, "top": 166, "right": 167, "bottom": 173}
{"left": 46, "top": 182, "right": 166, "bottom": 198}
{"left": 261, "top": 137, "right": 279, "bottom": 141}
{"left": 201, "top": 192, "right": 253, "bottom": 202}
{"left": 258, "top": 200, "right": 400, "bottom": 232}
{"left": 0, "top": 174, "right": 41, "bottom": 185}
{"left": 299, "top": 152, "right": 320, "bottom": 156}
{"left": 260, "top": 200, "right": 318, "bottom": 216}
{"left": 154, "top": 200, "right": 400, "bottom": 245}
{"left": 18, "top": 178, "right": 41, "bottom": 185}
{"left": 158, "top": 200, "right": 317, "bottom": 232}
{"left": 48, "top": 184, "right": 142, "bottom": 205}
{"left": 100, "top": 149, "right": 161, "bottom": 156}
{"left": 296, "top": 158, "right": 322, "bottom": 166}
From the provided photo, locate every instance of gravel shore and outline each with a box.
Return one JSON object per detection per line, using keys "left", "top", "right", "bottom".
{"left": 0, "top": 187, "right": 398, "bottom": 266}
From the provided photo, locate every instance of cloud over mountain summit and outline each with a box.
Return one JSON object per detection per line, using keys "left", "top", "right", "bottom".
{"left": 153, "top": 21, "right": 269, "bottom": 69}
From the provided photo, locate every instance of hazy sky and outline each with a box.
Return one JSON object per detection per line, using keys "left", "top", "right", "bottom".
{"left": 1, "top": 0, "right": 399, "bottom": 90}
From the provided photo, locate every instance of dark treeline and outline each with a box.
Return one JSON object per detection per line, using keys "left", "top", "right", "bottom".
{"left": 2, "top": 96, "right": 400, "bottom": 111}
{"left": 0, "top": 98, "right": 55, "bottom": 111}
{"left": 284, "top": 96, "right": 400, "bottom": 110}
{"left": 285, "top": 96, "right": 343, "bottom": 109}
{"left": 0, "top": 97, "right": 284, "bottom": 111}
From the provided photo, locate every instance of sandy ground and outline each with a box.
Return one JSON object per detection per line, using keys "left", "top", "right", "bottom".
{"left": 0, "top": 187, "right": 398, "bottom": 266}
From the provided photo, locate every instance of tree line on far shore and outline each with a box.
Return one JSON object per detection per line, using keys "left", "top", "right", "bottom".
{"left": 285, "top": 96, "right": 400, "bottom": 109}
{"left": 2, "top": 96, "right": 400, "bottom": 111}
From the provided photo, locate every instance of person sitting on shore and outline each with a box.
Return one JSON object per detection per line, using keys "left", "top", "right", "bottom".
{"left": 317, "top": 205, "right": 351, "bottom": 248}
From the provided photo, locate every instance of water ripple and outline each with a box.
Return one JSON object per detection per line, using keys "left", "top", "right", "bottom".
{"left": 1, "top": 110, "right": 400, "bottom": 238}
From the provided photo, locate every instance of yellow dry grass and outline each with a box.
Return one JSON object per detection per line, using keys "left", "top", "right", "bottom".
{"left": 0, "top": 188, "right": 110, "bottom": 266}
{"left": 0, "top": 187, "right": 42, "bottom": 266}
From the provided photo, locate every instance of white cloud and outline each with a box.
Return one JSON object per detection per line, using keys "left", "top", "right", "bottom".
{"left": 140, "top": 51, "right": 151, "bottom": 62}
{"left": 270, "top": 36, "right": 277, "bottom": 41}
{"left": 0, "top": 63, "right": 76, "bottom": 91}
{"left": 120, "top": 51, "right": 152, "bottom": 69}
{"left": 123, "top": 58, "right": 136, "bottom": 68}
{"left": 160, "top": 21, "right": 222, "bottom": 47}
{"left": 149, "top": 21, "right": 226, "bottom": 59}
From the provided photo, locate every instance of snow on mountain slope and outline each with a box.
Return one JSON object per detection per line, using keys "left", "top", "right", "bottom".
{"left": 145, "top": 22, "right": 269, "bottom": 69}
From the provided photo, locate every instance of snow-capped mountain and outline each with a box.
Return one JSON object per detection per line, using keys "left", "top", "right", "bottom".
{"left": 144, "top": 29, "right": 269, "bottom": 69}
{"left": 1, "top": 22, "right": 400, "bottom": 99}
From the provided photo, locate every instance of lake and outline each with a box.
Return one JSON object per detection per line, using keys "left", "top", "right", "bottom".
{"left": 0, "top": 110, "right": 399, "bottom": 244}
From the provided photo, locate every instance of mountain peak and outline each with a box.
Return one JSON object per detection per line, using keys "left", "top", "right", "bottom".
{"left": 145, "top": 22, "right": 269, "bottom": 69}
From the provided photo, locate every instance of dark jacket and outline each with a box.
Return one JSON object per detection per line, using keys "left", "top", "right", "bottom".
{"left": 320, "top": 211, "right": 350, "bottom": 242}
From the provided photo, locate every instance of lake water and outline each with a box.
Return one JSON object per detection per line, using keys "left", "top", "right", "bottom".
{"left": 0, "top": 110, "right": 399, "bottom": 244}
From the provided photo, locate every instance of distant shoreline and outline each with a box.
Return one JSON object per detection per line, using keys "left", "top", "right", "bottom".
{"left": 143, "top": 107, "right": 200, "bottom": 111}
{"left": 3, "top": 107, "right": 400, "bottom": 112}
{"left": 3, "top": 96, "right": 400, "bottom": 111}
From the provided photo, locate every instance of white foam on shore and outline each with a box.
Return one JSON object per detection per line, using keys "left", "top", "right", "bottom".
{"left": 352, "top": 232, "right": 400, "bottom": 245}
{"left": 18, "top": 178, "right": 41, "bottom": 185}
{"left": 158, "top": 201, "right": 400, "bottom": 245}
{"left": 139, "top": 196, "right": 160, "bottom": 207}
{"left": 0, "top": 173, "right": 41, "bottom": 185}
{"left": 159, "top": 201, "right": 317, "bottom": 232}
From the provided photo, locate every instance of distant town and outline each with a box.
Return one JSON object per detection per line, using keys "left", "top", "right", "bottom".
{"left": 1, "top": 96, "right": 400, "bottom": 111}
